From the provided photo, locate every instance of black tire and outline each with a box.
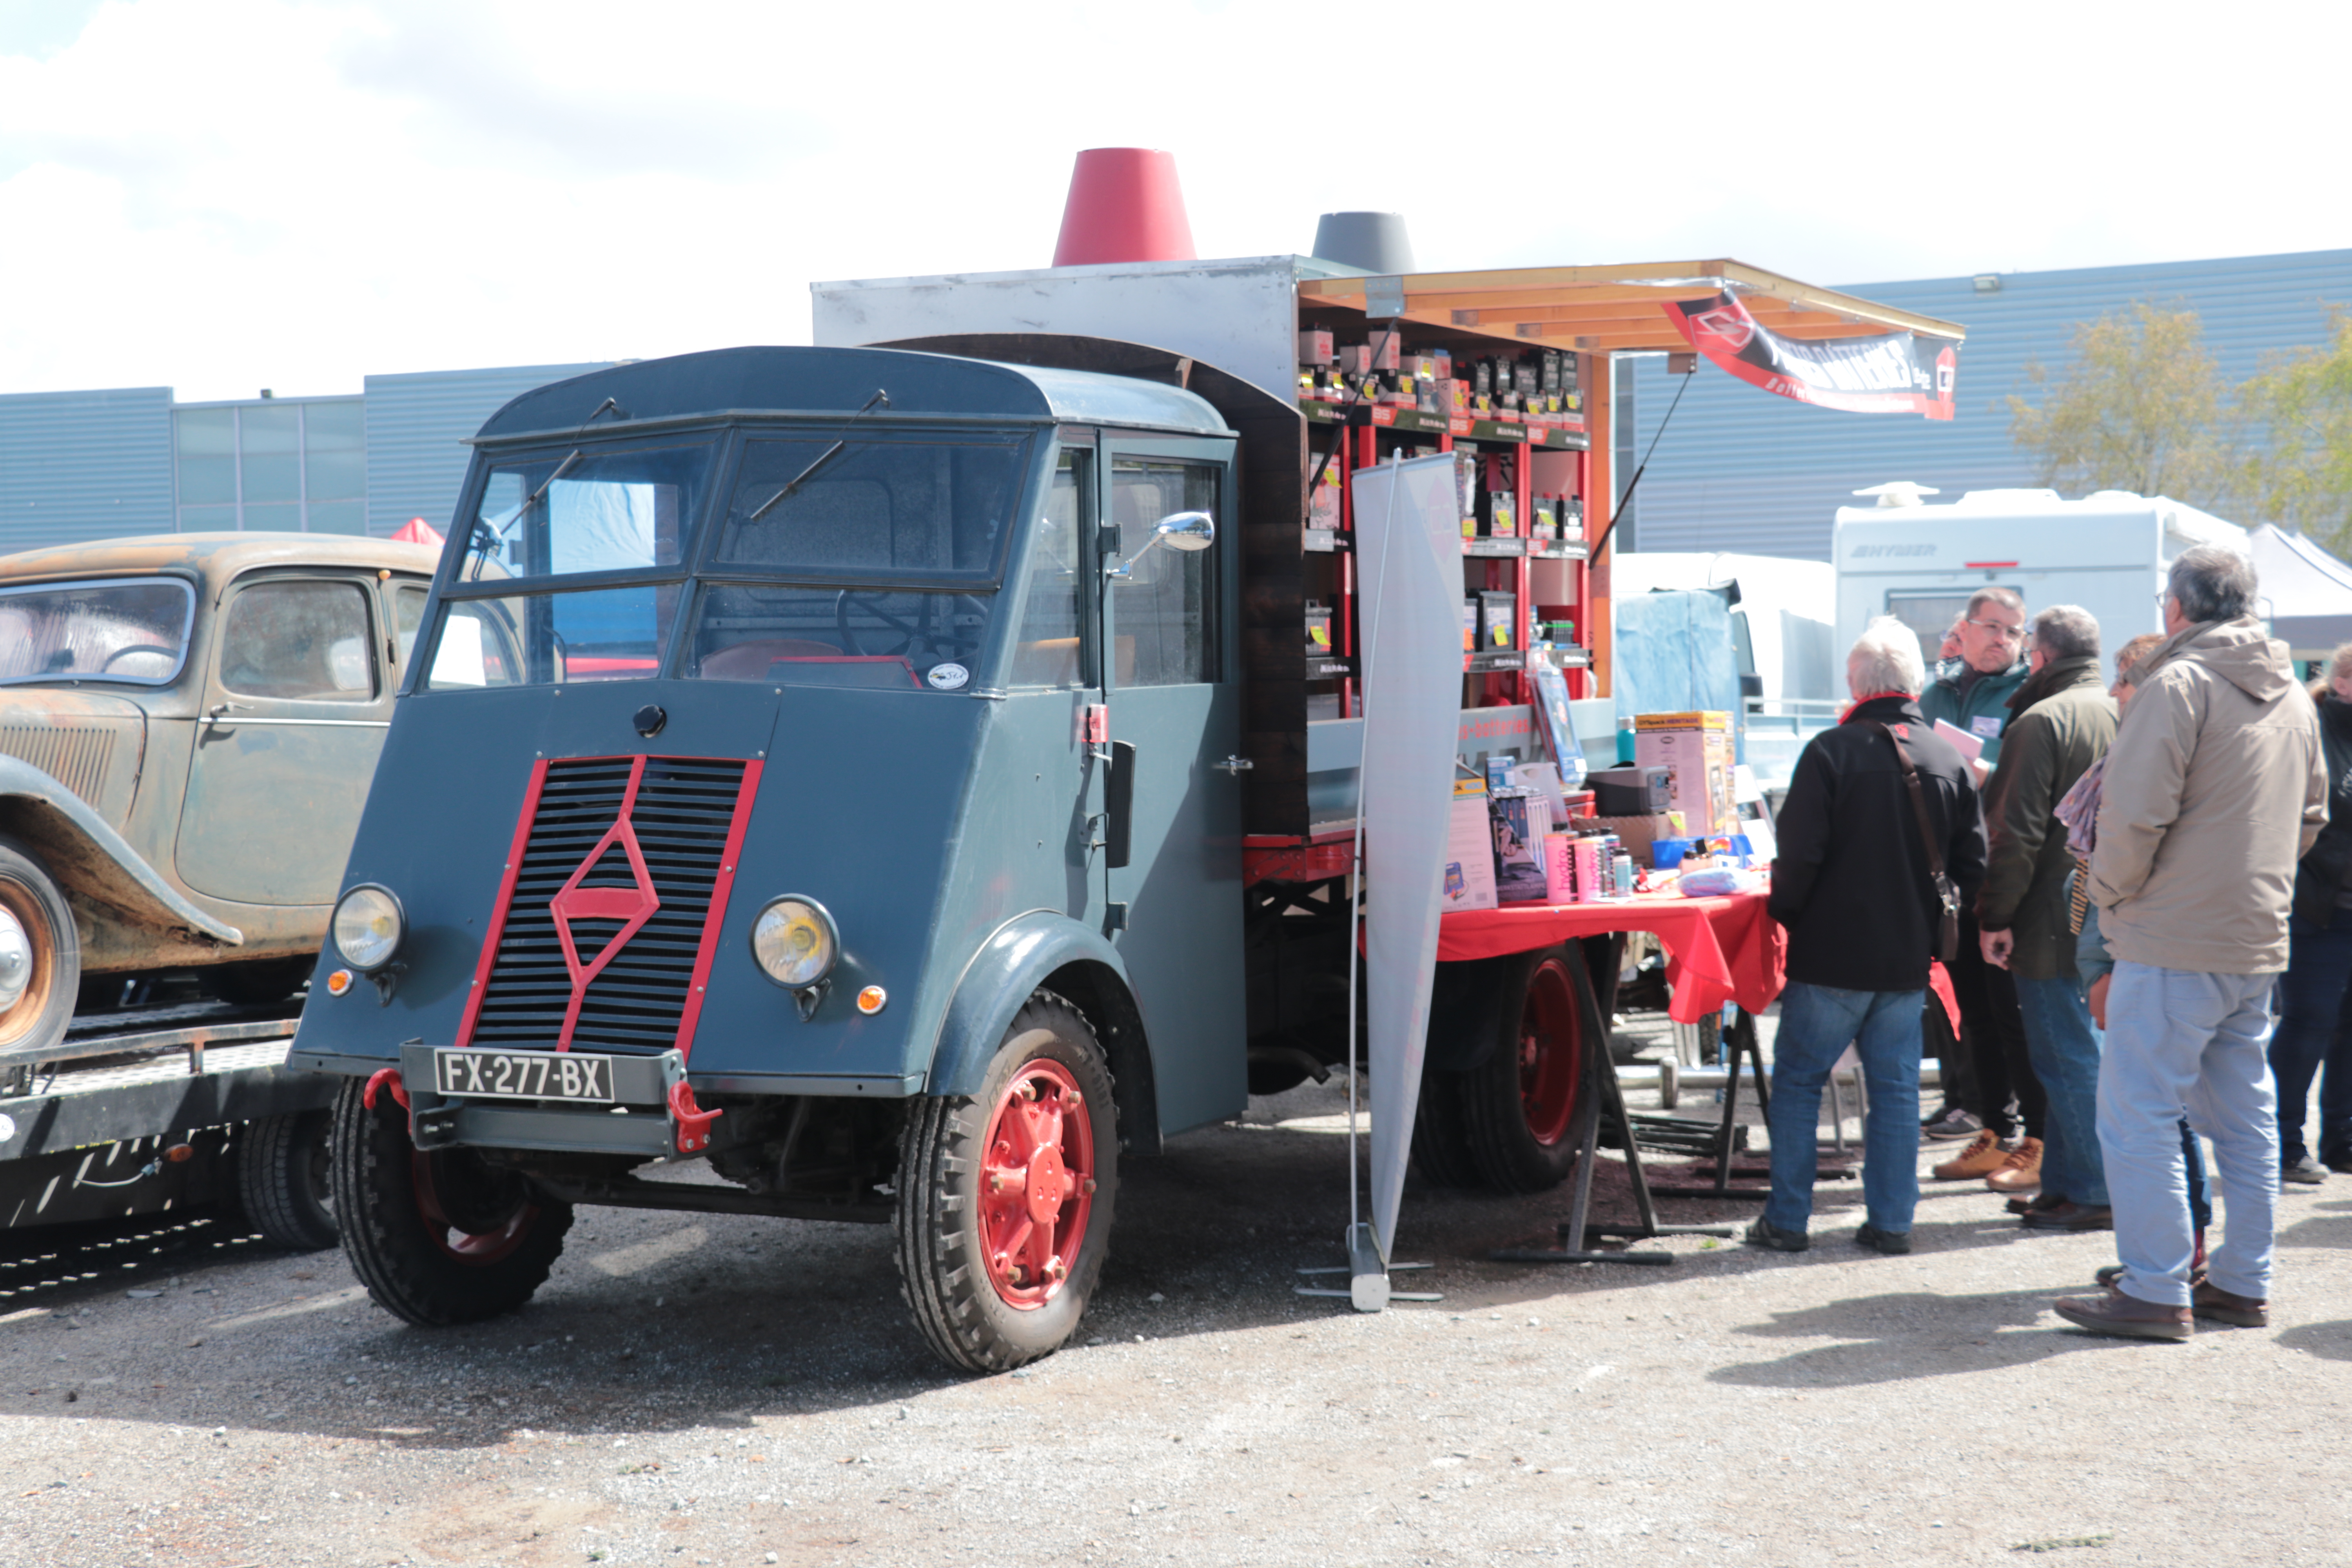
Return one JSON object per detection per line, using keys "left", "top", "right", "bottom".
{"left": 1457, "top": 944, "right": 1595, "bottom": 1194}
{"left": 234, "top": 1110, "right": 338, "bottom": 1250}
{"left": 330, "top": 1077, "right": 571, "bottom": 1326}
{"left": 1410, "top": 1062, "right": 1484, "bottom": 1189}
{"left": 206, "top": 957, "right": 315, "bottom": 1007}
{"left": 894, "top": 991, "right": 1118, "bottom": 1373}
{"left": 0, "top": 835, "right": 77, "bottom": 1057}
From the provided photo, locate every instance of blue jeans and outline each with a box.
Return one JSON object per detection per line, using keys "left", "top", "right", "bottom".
{"left": 1766, "top": 981, "right": 1924, "bottom": 1236}
{"left": 2269, "top": 909, "right": 2352, "bottom": 1167}
{"left": 2100, "top": 962, "right": 2279, "bottom": 1307}
{"left": 2015, "top": 973, "right": 2108, "bottom": 1206}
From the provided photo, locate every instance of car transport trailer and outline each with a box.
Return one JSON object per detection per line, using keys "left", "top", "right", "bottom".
{"left": 292, "top": 252, "right": 1963, "bottom": 1370}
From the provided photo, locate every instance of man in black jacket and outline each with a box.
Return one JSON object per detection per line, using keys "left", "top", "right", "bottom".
{"left": 1754, "top": 618, "right": 1987, "bottom": 1254}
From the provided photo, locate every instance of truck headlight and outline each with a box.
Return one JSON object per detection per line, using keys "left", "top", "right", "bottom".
{"left": 751, "top": 896, "right": 837, "bottom": 990}
{"left": 332, "top": 885, "right": 406, "bottom": 972}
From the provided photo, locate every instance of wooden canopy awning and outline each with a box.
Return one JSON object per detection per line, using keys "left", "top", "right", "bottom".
{"left": 1296, "top": 259, "right": 1965, "bottom": 356}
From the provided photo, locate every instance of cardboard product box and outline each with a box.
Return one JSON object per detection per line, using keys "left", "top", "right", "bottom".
{"left": 1443, "top": 775, "right": 1499, "bottom": 912}
{"left": 1299, "top": 329, "right": 1334, "bottom": 365}
{"left": 1480, "top": 590, "right": 1517, "bottom": 651}
{"left": 1591, "top": 813, "right": 1681, "bottom": 867}
{"left": 1461, "top": 599, "right": 1479, "bottom": 651}
{"left": 1634, "top": 711, "right": 1739, "bottom": 837}
{"left": 1368, "top": 334, "right": 1400, "bottom": 372}
{"left": 1490, "top": 789, "right": 1554, "bottom": 904}
{"left": 1336, "top": 343, "right": 1372, "bottom": 376}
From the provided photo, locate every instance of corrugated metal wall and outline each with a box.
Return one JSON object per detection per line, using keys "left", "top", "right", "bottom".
{"left": 0, "top": 386, "right": 175, "bottom": 554}
{"left": 1624, "top": 248, "right": 2352, "bottom": 560}
{"left": 363, "top": 363, "right": 608, "bottom": 537}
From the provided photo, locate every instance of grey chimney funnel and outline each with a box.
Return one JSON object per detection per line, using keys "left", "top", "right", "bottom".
{"left": 1311, "top": 212, "right": 1416, "bottom": 274}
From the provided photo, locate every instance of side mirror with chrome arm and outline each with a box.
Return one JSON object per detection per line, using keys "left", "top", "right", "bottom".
{"left": 1104, "top": 511, "right": 1215, "bottom": 579}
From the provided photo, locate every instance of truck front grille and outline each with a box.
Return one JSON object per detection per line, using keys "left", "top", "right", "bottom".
{"left": 459, "top": 754, "right": 759, "bottom": 1058}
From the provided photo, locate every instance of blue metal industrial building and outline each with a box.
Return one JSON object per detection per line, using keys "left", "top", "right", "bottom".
{"left": 1616, "top": 247, "right": 2352, "bottom": 559}
{"left": 0, "top": 362, "right": 606, "bottom": 556}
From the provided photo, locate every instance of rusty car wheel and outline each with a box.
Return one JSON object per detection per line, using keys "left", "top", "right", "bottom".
{"left": 1456, "top": 945, "right": 1594, "bottom": 1194}
{"left": 894, "top": 991, "right": 1117, "bottom": 1373}
{"left": 330, "top": 1078, "right": 571, "bottom": 1326}
{"left": 0, "top": 835, "right": 79, "bottom": 1058}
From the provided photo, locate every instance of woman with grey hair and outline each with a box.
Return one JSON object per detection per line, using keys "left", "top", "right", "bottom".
{"left": 1754, "top": 618, "right": 1986, "bottom": 1254}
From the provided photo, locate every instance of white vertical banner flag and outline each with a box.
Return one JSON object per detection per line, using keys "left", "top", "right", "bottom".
{"left": 1350, "top": 454, "right": 1470, "bottom": 1263}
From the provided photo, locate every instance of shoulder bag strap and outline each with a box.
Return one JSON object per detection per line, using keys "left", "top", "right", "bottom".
{"left": 1863, "top": 720, "right": 1946, "bottom": 882}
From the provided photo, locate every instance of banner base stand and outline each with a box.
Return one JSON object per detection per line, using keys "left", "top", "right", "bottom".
{"left": 1296, "top": 1223, "right": 1440, "bottom": 1311}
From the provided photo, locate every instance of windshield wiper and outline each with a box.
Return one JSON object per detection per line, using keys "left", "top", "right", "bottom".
{"left": 466, "top": 396, "right": 624, "bottom": 579}
{"left": 748, "top": 389, "right": 891, "bottom": 522}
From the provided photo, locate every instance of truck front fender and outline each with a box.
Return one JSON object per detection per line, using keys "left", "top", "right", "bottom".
{"left": 0, "top": 757, "right": 243, "bottom": 947}
{"left": 927, "top": 910, "right": 1161, "bottom": 1155}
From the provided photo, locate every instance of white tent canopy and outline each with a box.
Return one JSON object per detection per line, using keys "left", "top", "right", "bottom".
{"left": 2248, "top": 524, "right": 2352, "bottom": 652}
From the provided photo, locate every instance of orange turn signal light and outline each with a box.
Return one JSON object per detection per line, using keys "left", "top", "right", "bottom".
{"left": 856, "top": 985, "right": 887, "bottom": 1015}
{"left": 163, "top": 1143, "right": 196, "bottom": 1164}
{"left": 326, "top": 969, "right": 354, "bottom": 996}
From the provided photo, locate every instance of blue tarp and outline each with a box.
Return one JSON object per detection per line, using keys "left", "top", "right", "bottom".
{"left": 1612, "top": 589, "right": 1745, "bottom": 763}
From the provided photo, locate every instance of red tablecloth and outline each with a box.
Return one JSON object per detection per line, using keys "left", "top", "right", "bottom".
{"left": 1436, "top": 887, "right": 1786, "bottom": 1025}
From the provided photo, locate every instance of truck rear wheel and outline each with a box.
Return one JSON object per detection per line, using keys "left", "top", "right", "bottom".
{"left": 0, "top": 836, "right": 77, "bottom": 1059}
{"left": 330, "top": 1078, "right": 571, "bottom": 1325}
{"left": 894, "top": 992, "right": 1117, "bottom": 1373}
{"left": 234, "top": 1110, "right": 338, "bottom": 1251}
{"left": 1458, "top": 945, "right": 1593, "bottom": 1192}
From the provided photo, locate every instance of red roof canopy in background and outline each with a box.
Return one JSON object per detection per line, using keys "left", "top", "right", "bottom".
{"left": 390, "top": 517, "right": 444, "bottom": 547}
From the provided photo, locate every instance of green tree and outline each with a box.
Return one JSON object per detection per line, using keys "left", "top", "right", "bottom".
{"left": 2006, "top": 302, "right": 2239, "bottom": 509}
{"left": 2237, "top": 308, "right": 2352, "bottom": 550}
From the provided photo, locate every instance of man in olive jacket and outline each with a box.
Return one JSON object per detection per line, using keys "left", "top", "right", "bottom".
{"left": 1980, "top": 606, "right": 2118, "bottom": 1230}
{"left": 2057, "top": 547, "right": 2328, "bottom": 1341}
{"left": 1757, "top": 619, "right": 1986, "bottom": 1256}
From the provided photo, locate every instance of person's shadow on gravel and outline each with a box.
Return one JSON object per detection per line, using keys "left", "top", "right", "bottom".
{"left": 1706, "top": 1288, "right": 2138, "bottom": 1387}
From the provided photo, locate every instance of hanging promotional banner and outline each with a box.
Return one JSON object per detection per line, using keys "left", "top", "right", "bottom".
{"left": 1666, "top": 291, "right": 1958, "bottom": 420}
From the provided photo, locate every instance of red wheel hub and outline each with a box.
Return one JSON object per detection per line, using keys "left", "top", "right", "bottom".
{"left": 410, "top": 1152, "right": 536, "bottom": 1265}
{"left": 978, "top": 1060, "right": 1095, "bottom": 1310}
{"left": 1518, "top": 958, "right": 1584, "bottom": 1149}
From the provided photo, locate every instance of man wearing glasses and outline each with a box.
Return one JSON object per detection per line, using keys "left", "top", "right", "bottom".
{"left": 1919, "top": 590, "right": 2049, "bottom": 1179}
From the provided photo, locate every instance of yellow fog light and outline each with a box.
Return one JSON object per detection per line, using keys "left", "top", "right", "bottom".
{"left": 750, "top": 896, "right": 837, "bottom": 990}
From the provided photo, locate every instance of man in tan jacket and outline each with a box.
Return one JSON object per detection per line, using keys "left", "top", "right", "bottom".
{"left": 2056, "top": 546, "right": 2327, "bottom": 1340}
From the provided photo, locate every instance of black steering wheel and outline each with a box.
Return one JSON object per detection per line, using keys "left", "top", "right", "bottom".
{"left": 100, "top": 643, "right": 178, "bottom": 672}
{"left": 834, "top": 592, "right": 986, "bottom": 662}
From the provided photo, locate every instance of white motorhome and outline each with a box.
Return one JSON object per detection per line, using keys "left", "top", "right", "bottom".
{"left": 1834, "top": 485, "right": 2245, "bottom": 681}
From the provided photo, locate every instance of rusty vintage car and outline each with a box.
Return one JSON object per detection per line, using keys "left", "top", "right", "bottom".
{"left": 0, "top": 532, "right": 438, "bottom": 1241}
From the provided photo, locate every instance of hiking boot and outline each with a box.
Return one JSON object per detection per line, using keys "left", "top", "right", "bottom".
{"left": 1921, "top": 1107, "right": 1985, "bottom": 1142}
{"left": 1932, "top": 1128, "right": 2011, "bottom": 1181}
{"left": 2190, "top": 1281, "right": 2269, "bottom": 1328}
{"left": 2283, "top": 1155, "right": 2328, "bottom": 1186}
{"left": 1855, "top": 1224, "right": 1912, "bottom": 1256}
{"left": 2021, "top": 1201, "right": 2112, "bottom": 1232}
{"left": 1985, "top": 1137, "right": 2045, "bottom": 1194}
{"left": 2053, "top": 1289, "right": 2193, "bottom": 1342}
{"left": 1744, "top": 1217, "right": 1809, "bottom": 1252}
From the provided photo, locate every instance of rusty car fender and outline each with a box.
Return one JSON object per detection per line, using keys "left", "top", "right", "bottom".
{"left": 0, "top": 755, "right": 243, "bottom": 947}
{"left": 925, "top": 909, "right": 1161, "bottom": 1155}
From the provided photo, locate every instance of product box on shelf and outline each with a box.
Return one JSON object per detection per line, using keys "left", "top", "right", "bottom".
{"left": 1304, "top": 601, "right": 1332, "bottom": 656}
{"left": 1444, "top": 769, "right": 1499, "bottom": 913}
{"left": 1460, "top": 599, "right": 1478, "bottom": 652}
{"left": 1490, "top": 789, "right": 1553, "bottom": 903}
{"left": 1308, "top": 459, "right": 1342, "bottom": 529}
{"left": 1299, "top": 329, "right": 1334, "bottom": 366}
{"left": 1479, "top": 590, "right": 1517, "bottom": 652}
{"left": 1634, "top": 711, "right": 1739, "bottom": 837}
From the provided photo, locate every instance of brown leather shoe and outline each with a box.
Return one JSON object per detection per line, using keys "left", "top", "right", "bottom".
{"left": 2021, "top": 1201, "right": 2112, "bottom": 1232}
{"left": 2190, "top": 1281, "right": 2269, "bottom": 1328}
{"left": 1985, "top": 1136, "right": 2044, "bottom": 1194}
{"left": 1933, "top": 1128, "right": 2011, "bottom": 1181}
{"left": 2054, "top": 1289, "right": 2193, "bottom": 1341}
{"left": 2009, "top": 1191, "right": 2066, "bottom": 1217}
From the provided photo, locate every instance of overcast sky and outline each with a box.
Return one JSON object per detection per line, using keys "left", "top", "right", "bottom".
{"left": 2, "top": 0, "right": 2344, "bottom": 402}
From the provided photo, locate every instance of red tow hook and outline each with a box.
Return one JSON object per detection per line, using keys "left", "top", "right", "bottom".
{"left": 363, "top": 1067, "right": 410, "bottom": 1113}
{"left": 668, "top": 1081, "right": 722, "bottom": 1154}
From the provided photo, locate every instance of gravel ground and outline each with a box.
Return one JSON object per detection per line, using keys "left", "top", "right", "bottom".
{"left": 4, "top": 1028, "right": 2351, "bottom": 1568}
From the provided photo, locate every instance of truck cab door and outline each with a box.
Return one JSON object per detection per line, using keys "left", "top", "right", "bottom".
{"left": 1097, "top": 437, "right": 1245, "bottom": 1134}
{"left": 177, "top": 572, "right": 395, "bottom": 907}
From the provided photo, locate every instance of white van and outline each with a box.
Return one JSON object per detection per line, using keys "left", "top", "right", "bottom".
{"left": 1833, "top": 485, "right": 2246, "bottom": 680}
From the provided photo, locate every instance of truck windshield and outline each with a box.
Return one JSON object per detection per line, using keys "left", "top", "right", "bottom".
{"left": 466, "top": 441, "right": 711, "bottom": 583}
{"left": 709, "top": 434, "right": 1029, "bottom": 582}
{"left": 0, "top": 577, "right": 195, "bottom": 687}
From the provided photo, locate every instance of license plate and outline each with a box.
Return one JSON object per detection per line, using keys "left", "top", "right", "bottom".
{"left": 433, "top": 1048, "right": 615, "bottom": 1103}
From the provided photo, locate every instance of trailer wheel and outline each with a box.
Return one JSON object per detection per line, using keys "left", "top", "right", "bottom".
{"left": 1458, "top": 945, "right": 1592, "bottom": 1194}
{"left": 1409, "top": 1064, "right": 1483, "bottom": 1189}
{"left": 330, "top": 1078, "right": 571, "bottom": 1326}
{"left": 235, "top": 1109, "right": 338, "bottom": 1250}
{"left": 0, "top": 835, "right": 77, "bottom": 1059}
{"left": 895, "top": 992, "right": 1116, "bottom": 1373}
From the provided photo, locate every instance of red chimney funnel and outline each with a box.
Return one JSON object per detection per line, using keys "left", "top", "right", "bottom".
{"left": 1051, "top": 148, "right": 1197, "bottom": 268}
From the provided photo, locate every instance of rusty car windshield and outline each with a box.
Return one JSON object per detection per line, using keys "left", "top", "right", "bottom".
{"left": 0, "top": 577, "right": 195, "bottom": 687}
{"left": 463, "top": 441, "right": 712, "bottom": 584}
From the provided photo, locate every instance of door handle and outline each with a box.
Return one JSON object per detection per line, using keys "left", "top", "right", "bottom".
{"left": 1213, "top": 755, "right": 1254, "bottom": 775}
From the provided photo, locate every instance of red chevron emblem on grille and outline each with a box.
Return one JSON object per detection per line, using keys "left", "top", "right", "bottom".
{"left": 546, "top": 755, "right": 659, "bottom": 1050}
